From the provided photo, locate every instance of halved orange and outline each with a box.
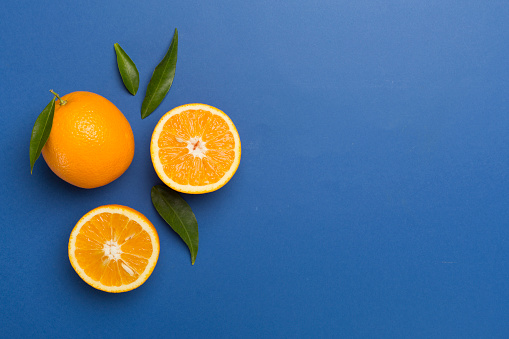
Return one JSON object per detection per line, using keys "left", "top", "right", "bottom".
{"left": 68, "top": 205, "right": 160, "bottom": 293}
{"left": 151, "top": 103, "right": 241, "bottom": 194}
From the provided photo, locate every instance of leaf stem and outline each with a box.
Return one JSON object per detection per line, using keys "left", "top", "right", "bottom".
{"left": 49, "top": 89, "right": 67, "bottom": 105}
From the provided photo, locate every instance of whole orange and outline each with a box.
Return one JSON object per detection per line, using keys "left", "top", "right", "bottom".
{"left": 41, "top": 91, "right": 134, "bottom": 189}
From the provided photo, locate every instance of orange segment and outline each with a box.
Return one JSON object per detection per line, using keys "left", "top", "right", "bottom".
{"left": 151, "top": 104, "right": 241, "bottom": 194}
{"left": 205, "top": 131, "right": 235, "bottom": 150}
{"left": 68, "top": 205, "right": 159, "bottom": 293}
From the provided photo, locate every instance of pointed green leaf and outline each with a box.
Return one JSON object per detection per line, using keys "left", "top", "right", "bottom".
{"left": 114, "top": 43, "right": 139, "bottom": 95}
{"left": 29, "top": 97, "right": 55, "bottom": 174}
{"left": 151, "top": 185, "right": 198, "bottom": 265}
{"left": 141, "top": 28, "right": 178, "bottom": 119}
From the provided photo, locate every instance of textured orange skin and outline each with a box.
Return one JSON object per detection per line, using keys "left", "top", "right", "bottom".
{"left": 41, "top": 92, "right": 134, "bottom": 189}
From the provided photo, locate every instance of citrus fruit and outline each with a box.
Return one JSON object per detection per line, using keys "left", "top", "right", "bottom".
{"left": 68, "top": 205, "right": 160, "bottom": 293}
{"left": 41, "top": 91, "right": 134, "bottom": 189}
{"left": 150, "top": 103, "right": 241, "bottom": 194}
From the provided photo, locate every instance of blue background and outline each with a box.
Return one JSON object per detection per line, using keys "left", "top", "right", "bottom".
{"left": 1, "top": 0, "right": 508, "bottom": 337}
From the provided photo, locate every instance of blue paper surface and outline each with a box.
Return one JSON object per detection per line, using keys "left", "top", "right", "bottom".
{"left": 1, "top": 0, "right": 509, "bottom": 337}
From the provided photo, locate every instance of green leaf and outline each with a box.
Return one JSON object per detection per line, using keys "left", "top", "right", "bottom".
{"left": 151, "top": 185, "right": 198, "bottom": 265}
{"left": 29, "top": 97, "right": 56, "bottom": 174}
{"left": 141, "top": 28, "right": 178, "bottom": 119}
{"left": 114, "top": 43, "right": 139, "bottom": 95}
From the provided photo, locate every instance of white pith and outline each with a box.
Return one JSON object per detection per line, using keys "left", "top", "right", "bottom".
{"left": 103, "top": 240, "right": 122, "bottom": 261}
{"left": 177, "top": 136, "right": 208, "bottom": 158}
{"left": 151, "top": 104, "right": 241, "bottom": 194}
{"left": 68, "top": 205, "right": 160, "bottom": 293}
